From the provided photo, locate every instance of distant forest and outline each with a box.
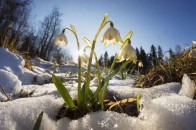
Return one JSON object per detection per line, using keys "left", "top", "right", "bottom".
{"left": 98, "top": 44, "right": 182, "bottom": 75}
{"left": 0, "top": 0, "right": 182, "bottom": 69}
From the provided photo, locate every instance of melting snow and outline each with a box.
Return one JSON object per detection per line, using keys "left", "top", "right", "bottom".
{"left": 0, "top": 47, "right": 196, "bottom": 130}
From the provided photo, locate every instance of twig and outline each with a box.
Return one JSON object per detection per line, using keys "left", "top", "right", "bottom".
{"left": 0, "top": 84, "right": 11, "bottom": 101}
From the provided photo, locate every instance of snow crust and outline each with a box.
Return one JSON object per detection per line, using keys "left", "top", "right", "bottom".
{"left": 0, "top": 80, "right": 195, "bottom": 130}
{"left": 179, "top": 74, "right": 196, "bottom": 98}
{"left": 0, "top": 48, "right": 51, "bottom": 85}
{"left": 30, "top": 57, "right": 78, "bottom": 73}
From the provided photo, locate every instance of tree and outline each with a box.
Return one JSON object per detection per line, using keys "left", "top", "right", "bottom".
{"left": 103, "top": 51, "right": 109, "bottom": 68}
{"left": 51, "top": 46, "right": 73, "bottom": 64}
{"left": 157, "top": 45, "right": 163, "bottom": 63}
{"left": 109, "top": 55, "right": 115, "bottom": 67}
{"left": 136, "top": 47, "right": 140, "bottom": 59}
{"left": 139, "top": 46, "right": 148, "bottom": 74}
{"left": 98, "top": 55, "right": 103, "bottom": 67}
{"left": 0, "top": 0, "right": 32, "bottom": 48}
{"left": 19, "top": 29, "right": 37, "bottom": 57}
{"left": 149, "top": 44, "right": 157, "bottom": 67}
{"left": 175, "top": 44, "right": 182, "bottom": 54}
{"left": 36, "top": 7, "right": 62, "bottom": 60}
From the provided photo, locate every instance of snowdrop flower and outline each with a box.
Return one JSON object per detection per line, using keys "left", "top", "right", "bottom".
{"left": 79, "top": 51, "right": 89, "bottom": 67}
{"left": 101, "top": 22, "right": 123, "bottom": 46}
{"left": 55, "top": 32, "right": 68, "bottom": 45}
{"left": 117, "top": 40, "right": 137, "bottom": 63}
{"left": 193, "top": 40, "right": 196, "bottom": 45}
{"left": 189, "top": 49, "right": 196, "bottom": 58}
{"left": 192, "top": 40, "right": 196, "bottom": 47}
{"left": 138, "top": 61, "right": 143, "bottom": 67}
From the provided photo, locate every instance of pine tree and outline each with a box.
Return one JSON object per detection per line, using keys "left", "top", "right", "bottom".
{"left": 103, "top": 51, "right": 109, "bottom": 68}
{"left": 175, "top": 45, "right": 182, "bottom": 54}
{"left": 139, "top": 46, "right": 148, "bottom": 74}
{"left": 157, "top": 45, "right": 163, "bottom": 64}
{"left": 149, "top": 44, "right": 157, "bottom": 67}
{"left": 136, "top": 47, "right": 140, "bottom": 59}
{"left": 109, "top": 55, "right": 115, "bottom": 67}
{"left": 98, "top": 55, "right": 103, "bottom": 67}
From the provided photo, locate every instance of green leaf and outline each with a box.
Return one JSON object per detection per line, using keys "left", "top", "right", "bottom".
{"left": 123, "top": 31, "right": 133, "bottom": 42}
{"left": 91, "top": 51, "right": 102, "bottom": 102}
{"left": 136, "top": 93, "right": 140, "bottom": 112}
{"left": 104, "top": 60, "right": 130, "bottom": 83}
{"left": 98, "top": 60, "right": 130, "bottom": 106}
{"left": 70, "top": 24, "right": 76, "bottom": 33}
{"left": 160, "top": 65, "right": 171, "bottom": 80}
{"left": 88, "top": 88, "right": 94, "bottom": 100}
{"left": 80, "top": 82, "right": 86, "bottom": 105}
{"left": 33, "top": 111, "right": 43, "bottom": 130}
{"left": 83, "top": 37, "right": 92, "bottom": 47}
{"left": 52, "top": 75, "right": 75, "bottom": 109}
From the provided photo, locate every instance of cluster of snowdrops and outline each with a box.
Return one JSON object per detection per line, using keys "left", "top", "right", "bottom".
{"left": 52, "top": 14, "right": 142, "bottom": 111}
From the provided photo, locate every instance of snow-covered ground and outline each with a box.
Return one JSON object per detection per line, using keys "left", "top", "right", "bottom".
{"left": 30, "top": 57, "right": 79, "bottom": 73}
{"left": 0, "top": 48, "right": 196, "bottom": 130}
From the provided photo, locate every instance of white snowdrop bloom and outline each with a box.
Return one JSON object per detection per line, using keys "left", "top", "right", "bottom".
{"left": 101, "top": 26, "right": 122, "bottom": 46}
{"left": 192, "top": 40, "right": 196, "bottom": 47}
{"left": 189, "top": 49, "right": 196, "bottom": 58}
{"left": 55, "top": 33, "right": 68, "bottom": 45}
{"left": 79, "top": 51, "right": 89, "bottom": 67}
{"left": 138, "top": 61, "right": 143, "bottom": 67}
{"left": 192, "top": 40, "right": 196, "bottom": 45}
{"left": 117, "top": 43, "right": 137, "bottom": 63}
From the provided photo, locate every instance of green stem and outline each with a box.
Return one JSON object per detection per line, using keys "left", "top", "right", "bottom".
{"left": 101, "top": 55, "right": 117, "bottom": 102}
{"left": 83, "top": 46, "right": 102, "bottom": 103}
{"left": 64, "top": 28, "right": 82, "bottom": 107}
{"left": 84, "top": 19, "right": 111, "bottom": 106}
{"left": 84, "top": 40, "right": 95, "bottom": 105}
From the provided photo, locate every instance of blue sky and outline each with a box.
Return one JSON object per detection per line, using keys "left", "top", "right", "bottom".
{"left": 31, "top": 0, "right": 196, "bottom": 62}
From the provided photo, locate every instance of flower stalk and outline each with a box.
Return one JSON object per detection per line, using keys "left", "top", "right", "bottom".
{"left": 61, "top": 27, "right": 82, "bottom": 107}
{"left": 83, "top": 14, "right": 111, "bottom": 106}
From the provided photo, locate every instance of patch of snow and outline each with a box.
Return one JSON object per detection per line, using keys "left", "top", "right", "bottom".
{"left": 0, "top": 69, "right": 22, "bottom": 101}
{"left": 0, "top": 48, "right": 52, "bottom": 85}
{"left": 0, "top": 69, "right": 22, "bottom": 93}
{"left": 108, "top": 79, "right": 181, "bottom": 99}
{"left": 19, "top": 68, "right": 51, "bottom": 85}
{"left": 179, "top": 74, "right": 196, "bottom": 98}
{"left": 90, "top": 77, "right": 99, "bottom": 87}
{"left": 153, "top": 95, "right": 196, "bottom": 129}
{"left": 30, "top": 57, "right": 78, "bottom": 73}
{"left": 21, "top": 83, "right": 78, "bottom": 98}
{"left": 0, "top": 48, "right": 24, "bottom": 75}
{"left": 0, "top": 95, "right": 63, "bottom": 130}
{"left": 139, "top": 95, "right": 188, "bottom": 130}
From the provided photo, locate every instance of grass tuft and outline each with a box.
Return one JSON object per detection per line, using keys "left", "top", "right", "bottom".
{"left": 135, "top": 47, "right": 196, "bottom": 88}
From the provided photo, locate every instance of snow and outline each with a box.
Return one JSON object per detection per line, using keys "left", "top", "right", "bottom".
{"left": 30, "top": 57, "right": 78, "bottom": 73}
{"left": 0, "top": 48, "right": 51, "bottom": 85}
{"left": 0, "top": 69, "right": 22, "bottom": 93}
{"left": 179, "top": 74, "right": 196, "bottom": 98}
{"left": 0, "top": 48, "right": 24, "bottom": 75}
{"left": 0, "top": 69, "right": 22, "bottom": 101}
{"left": 0, "top": 47, "right": 196, "bottom": 130}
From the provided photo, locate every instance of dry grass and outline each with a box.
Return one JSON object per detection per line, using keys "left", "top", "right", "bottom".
{"left": 10, "top": 49, "right": 33, "bottom": 70}
{"left": 135, "top": 47, "right": 196, "bottom": 88}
